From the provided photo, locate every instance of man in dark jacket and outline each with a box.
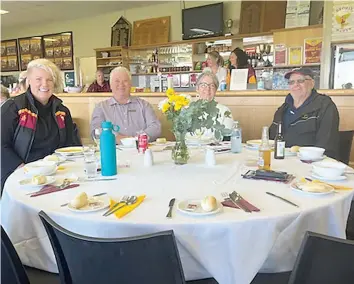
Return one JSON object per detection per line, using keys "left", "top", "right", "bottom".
{"left": 1, "top": 59, "right": 81, "bottom": 193}
{"left": 269, "top": 68, "right": 339, "bottom": 159}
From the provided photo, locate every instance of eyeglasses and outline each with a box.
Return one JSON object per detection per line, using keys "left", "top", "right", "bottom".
{"left": 198, "top": 82, "right": 217, "bottom": 89}
{"left": 288, "top": 79, "right": 312, "bottom": 85}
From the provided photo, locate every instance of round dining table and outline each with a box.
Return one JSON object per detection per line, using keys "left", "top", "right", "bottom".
{"left": 2, "top": 146, "right": 354, "bottom": 284}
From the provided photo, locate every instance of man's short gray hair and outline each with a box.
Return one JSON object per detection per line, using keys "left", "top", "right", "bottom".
{"left": 109, "top": 66, "right": 132, "bottom": 84}
{"left": 27, "top": 58, "right": 63, "bottom": 93}
{"left": 196, "top": 70, "right": 219, "bottom": 89}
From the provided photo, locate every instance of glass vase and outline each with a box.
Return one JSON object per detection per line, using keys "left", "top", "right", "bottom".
{"left": 172, "top": 132, "right": 189, "bottom": 165}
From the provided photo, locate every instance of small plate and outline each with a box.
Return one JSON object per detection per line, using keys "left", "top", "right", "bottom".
{"left": 24, "top": 167, "right": 58, "bottom": 177}
{"left": 177, "top": 199, "right": 223, "bottom": 216}
{"left": 310, "top": 172, "right": 347, "bottom": 181}
{"left": 291, "top": 181, "right": 335, "bottom": 196}
{"left": 19, "top": 176, "right": 56, "bottom": 188}
{"left": 246, "top": 140, "right": 275, "bottom": 147}
{"left": 55, "top": 147, "right": 83, "bottom": 156}
{"left": 67, "top": 196, "right": 109, "bottom": 213}
{"left": 117, "top": 144, "right": 136, "bottom": 149}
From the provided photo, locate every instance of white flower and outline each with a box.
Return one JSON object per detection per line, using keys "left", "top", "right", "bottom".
{"left": 158, "top": 98, "right": 168, "bottom": 110}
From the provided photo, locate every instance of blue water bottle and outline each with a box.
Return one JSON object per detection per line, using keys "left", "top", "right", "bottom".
{"left": 100, "top": 121, "right": 119, "bottom": 176}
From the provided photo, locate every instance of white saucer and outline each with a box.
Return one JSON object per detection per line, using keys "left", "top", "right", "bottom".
{"left": 67, "top": 196, "right": 109, "bottom": 213}
{"left": 177, "top": 199, "right": 223, "bottom": 217}
{"left": 310, "top": 172, "right": 347, "bottom": 181}
{"left": 291, "top": 182, "right": 335, "bottom": 196}
{"left": 19, "top": 176, "right": 56, "bottom": 188}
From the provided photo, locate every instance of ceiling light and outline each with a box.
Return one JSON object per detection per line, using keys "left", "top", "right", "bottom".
{"left": 0, "top": 10, "right": 9, "bottom": 15}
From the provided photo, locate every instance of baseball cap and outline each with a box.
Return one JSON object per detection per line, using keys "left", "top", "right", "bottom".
{"left": 284, "top": 68, "right": 314, "bottom": 79}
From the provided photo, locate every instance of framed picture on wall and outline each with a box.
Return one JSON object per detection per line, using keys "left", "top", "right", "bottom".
{"left": 43, "top": 31, "right": 74, "bottom": 70}
{"left": 1, "top": 39, "right": 20, "bottom": 71}
{"left": 172, "top": 74, "right": 180, "bottom": 88}
{"left": 18, "top": 36, "right": 43, "bottom": 70}
{"left": 180, "top": 73, "right": 190, "bottom": 88}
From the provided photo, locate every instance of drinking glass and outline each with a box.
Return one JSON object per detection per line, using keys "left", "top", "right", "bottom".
{"left": 84, "top": 156, "right": 98, "bottom": 178}
{"left": 92, "top": 128, "right": 102, "bottom": 147}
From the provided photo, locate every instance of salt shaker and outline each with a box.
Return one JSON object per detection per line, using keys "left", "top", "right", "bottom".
{"left": 205, "top": 148, "right": 216, "bottom": 166}
{"left": 144, "top": 149, "right": 154, "bottom": 167}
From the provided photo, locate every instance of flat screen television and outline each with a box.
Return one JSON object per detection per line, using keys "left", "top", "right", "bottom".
{"left": 182, "top": 3, "right": 224, "bottom": 40}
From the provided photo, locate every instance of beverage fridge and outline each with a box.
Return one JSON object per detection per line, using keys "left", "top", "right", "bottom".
{"left": 330, "top": 43, "right": 354, "bottom": 89}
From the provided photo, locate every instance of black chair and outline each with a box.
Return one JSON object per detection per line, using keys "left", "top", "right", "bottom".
{"left": 39, "top": 211, "right": 186, "bottom": 284}
{"left": 288, "top": 231, "right": 354, "bottom": 284}
{"left": 338, "top": 130, "right": 354, "bottom": 165}
{"left": 1, "top": 226, "right": 30, "bottom": 284}
{"left": 250, "top": 272, "right": 291, "bottom": 284}
{"left": 347, "top": 201, "right": 354, "bottom": 240}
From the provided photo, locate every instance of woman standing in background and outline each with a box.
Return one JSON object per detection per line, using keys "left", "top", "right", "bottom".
{"left": 229, "top": 48, "right": 257, "bottom": 84}
{"left": 206, "top": 51, "right": 227, "bottom": 90}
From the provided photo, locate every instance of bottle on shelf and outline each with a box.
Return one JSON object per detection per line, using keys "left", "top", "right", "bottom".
{"left": 274, "top": 122, "right": 285, "bottom": 160}
{"left": 231, "top": 121, "right": 242, "bottom": 153}
{"left": 258, "top": 126, "right": 272, "bottom": 170}
{"left": 226, "top": 69, "right": 231, "bottom": 90}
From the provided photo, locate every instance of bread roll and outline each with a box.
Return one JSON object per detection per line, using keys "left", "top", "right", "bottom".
{"left": 201, "top": 196, "right": 217, "bottom": 212}
{"left": 70, "top": 192, "right": 88, "bottom": 209}
{"left": 156, "top": 138, "right": 167, "bottom": 144}
{"left": 32, "top": 175, "right": 47, "bottom": 185}
{"left": 290, "top": 146, "right": 300, "bottom": 153}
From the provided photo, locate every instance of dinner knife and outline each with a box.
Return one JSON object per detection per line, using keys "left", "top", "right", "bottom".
{"left": 60, "top": 192, "right": 107, "bottom": 207}
{"left": 166, "top": 198, "right": 176, "bottom": 218}
{"left": 266, "top": 192, "right": 299, "bottom": 208}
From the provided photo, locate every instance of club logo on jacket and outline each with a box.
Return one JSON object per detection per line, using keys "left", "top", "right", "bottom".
{"left": 55, "top": 111, "right": 66, "bottom": 129}
{"left": 18, "top": 108, "right": 37, "bottom": 129}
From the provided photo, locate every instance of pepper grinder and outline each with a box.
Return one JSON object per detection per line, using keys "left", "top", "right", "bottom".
{"left": 205, "top": 148, "right": 216, "bottom": 166}
{"left": 144, "top": 149, "right": 154, "bottom": 167}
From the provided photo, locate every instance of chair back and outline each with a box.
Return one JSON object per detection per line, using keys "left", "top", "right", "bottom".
{"left": 39, "top": 211, "right": 186, "bottom": 284}
{"left": 338, "top": 130, "right": 354, "bottom": 165}
{"left": 1, "top": 226, "right": 30, "bottom": 284}
{"left": 288, "top": 231, "right": 354, "bottom": 284}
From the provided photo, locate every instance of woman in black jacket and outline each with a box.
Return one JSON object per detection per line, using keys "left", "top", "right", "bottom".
{"left": 1, "top": 58, "right": 81, "bottom": 192}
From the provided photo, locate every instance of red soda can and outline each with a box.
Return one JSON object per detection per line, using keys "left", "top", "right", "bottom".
{"left": 138, "top": 132, "right": 148, "bottom": 154}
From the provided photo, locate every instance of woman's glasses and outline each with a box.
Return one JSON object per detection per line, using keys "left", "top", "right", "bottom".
{"left": 198, "top": 82, "right": 217, "bottom": 89}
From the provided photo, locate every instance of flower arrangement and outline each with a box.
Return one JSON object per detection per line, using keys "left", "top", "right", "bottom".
{"left": 159, "top": 88, "right": 230, "bottom": 164}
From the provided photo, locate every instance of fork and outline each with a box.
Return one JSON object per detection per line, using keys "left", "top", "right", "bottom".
{"left": 221, "top": 192, "right": 231, "bottom": 201}
{"left": 102, "top": 195, "right": 129, "bottom": 216}
{"left": 229, "top": 191, "right": 252, "bottom": 213}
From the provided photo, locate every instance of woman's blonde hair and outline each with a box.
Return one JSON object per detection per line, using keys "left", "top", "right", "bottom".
{"left": 27, "top": 58, "right": 64, "bottom": 93}
{"left": 208, "top": 51, "right": 224, "bottom": 67}
{"left": 18, "top": 71, "right": 28, "bottom": 91}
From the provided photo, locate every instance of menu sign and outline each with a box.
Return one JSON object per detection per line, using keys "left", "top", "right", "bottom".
{"left": 288, "top": 46, "right": 302, "bottom": 65}
{"left": 304, "top": 38, "right": 322, "bottom": 64}
{"left": 18, "top": 36, "right": 43, "bottom": 70}
{"left": 1, "top": 39, "right": 19, "bottom": 71}
{"left": 332, "top": 2, "right": 354, "bottom": 37}
{"left": 43, "top": 32, "right": 73, "bottom": 70}
{"left": 274, "top": 44, "right": 287, "bottom": 66}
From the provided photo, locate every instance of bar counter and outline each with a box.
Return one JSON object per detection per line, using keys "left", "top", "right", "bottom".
{"left": 57, "top": 89, "right": 354, "bottom": 166}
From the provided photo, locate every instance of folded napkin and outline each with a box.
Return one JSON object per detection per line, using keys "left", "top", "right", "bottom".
{"left": 30, "top": 184, "right": 80, "bottom": 197}
{"left": 222, "top": 198, "right": 260, "bottom": 212}
{"left": 109, "top": 195, "right": 146, "bottom": 219}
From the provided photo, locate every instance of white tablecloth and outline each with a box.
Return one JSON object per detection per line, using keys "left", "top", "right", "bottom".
{"left": 2, "top": 148, "right": 354, "bottom": 284}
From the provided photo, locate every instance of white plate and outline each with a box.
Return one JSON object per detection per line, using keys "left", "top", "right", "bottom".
{"left": 310, "top": 172, "right": 347, "bottom": 181}
{"left": 43, "top": 155, "right": 67, "bottom": 164}
{"left": 291, "top": 182, "right": 335, "bottom": 196}
{"left": 55, "top": 147, "right": 83, "bottom": 156}
{"left": 67, "top": 196, "right": 109, "bottom": 213}
{"left": 246, "top": 140, "right": 275, "bottom": 147}
{"left": 117, "top": 144, "right": 136, "bottom": 149}
{"left": 19, "top": 176, "right": 56, "bottom": 188}
{"left": 177, "top": 199, "right": 223, "bottom": 217}
{"left": 24, "top": 167, "right": 57, "bottom": 177}
{"left": 285, "top": 149, "right": 297, "bottom": 157}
